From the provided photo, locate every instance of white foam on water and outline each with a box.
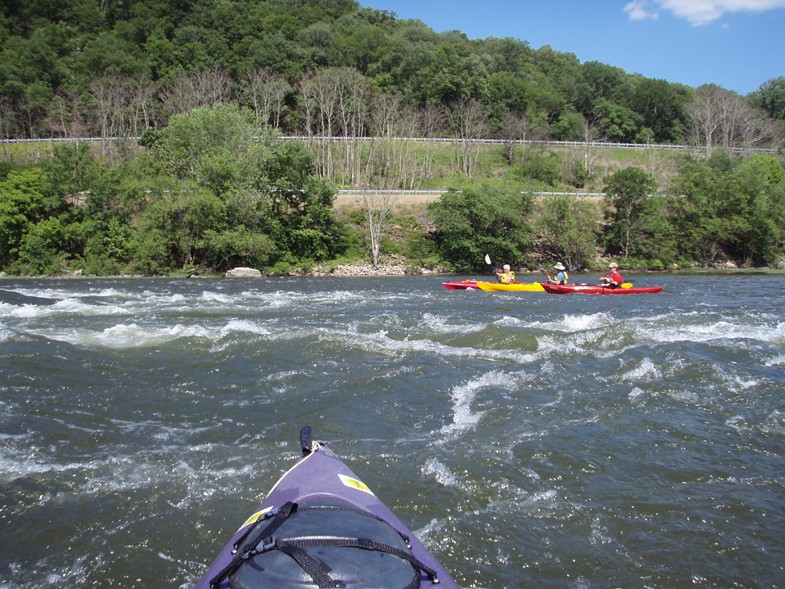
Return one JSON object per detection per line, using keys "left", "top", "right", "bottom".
{"left": 644, "top": 319, "right": 785, "bottom": 345}
{"left": 0, "top": 443, "right": 89, "bottom": 483}
{"left": 323, "top": 326, "right": 538, "bottom": 365}
{"left": 628, "top": 386, "right": 650, "bottom": 406}
{"left": 528, "top": 312, "right": 611, "bottom": 333}
{"left": 419, "top": 312, "right": 485, "bottom": 334}
{"left": 522, "top": 488, "right": 559, "bottom": 507}
{"left": 762, "top": 410, "right": 785, "bottom": 435}
{"left": 25, "top": 314, "right": 276, "bottom": 349}
{"left": 220, "top": 319, "right": 271, "bottom": 337}
{"left": 5, "top": 287, "right": 90, "bottom": 299}
{"left": 2, "top": 297, "right": 132, "bottom": 320}
{"left": 440, "top": 371, "right": 518, "bottom": 438}
{"left": 40, "top": 322, "right": 211, "bottom": 348}
{"left": 199, "top": 290, "right": 233, "bottom": 304}
{"left": 765, "top": 354, "right": 785, "bottom": 367}
{"left": 536, "top": 330, "right": 605, "bottom": 357}
{"left": 620, "top": 357, "right": 661, "bottom": 382}
{"left": 421, "top": 456, "right": 461, "bottom": 489}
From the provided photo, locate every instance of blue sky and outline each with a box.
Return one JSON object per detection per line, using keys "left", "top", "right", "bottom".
{"left": 358, "top": 0, "right": 784, "bottom": 95}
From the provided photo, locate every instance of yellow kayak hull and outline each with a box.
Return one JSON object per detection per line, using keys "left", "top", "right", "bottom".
{"left": 475, "top": 281, "right": 634, "bottom": 292}
{"left": 475, "top": 281, "right": 545, "bottom": 292}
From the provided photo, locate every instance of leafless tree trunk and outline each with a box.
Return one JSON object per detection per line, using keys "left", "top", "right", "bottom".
{"left": 130, "top": 78, "right": 155, "bottom": 136}
{"left": 498, "top": 109, "right": 528, "bottom": 164}
{"left": 335, "top": 68, "right": 370, "bottom": 186}
{"left": 244, "top": 68, "right": 291, "bottom": 129}
{"left": 416, "top": 104, "right": 445, "bottom": 184}
{"left": 299, "top": 69, "right": 340, "bottom": 179}
{"left": 160, "top": 70, "right": 233, "bottom": 122}
{"left": 581, "top": 117, "right": 602, "bottom": 179}
{"left": 90, "top": 77, "right": 130, "bottom": 159}
{"left": 449, "top": 99, "right": 487, "bottom": 176}
{"left": 687, "top": 84, "right": 776, "bottom": 152}
{"left": 362, "top": 190, "right": 397, "bottom": 267}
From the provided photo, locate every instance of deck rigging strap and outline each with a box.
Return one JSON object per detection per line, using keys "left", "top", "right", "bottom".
{"left": 209, "top": 501, "right": 440, "bottom": 588}
{"left": 275, "top": 535, "right": 440, "bottom": 585}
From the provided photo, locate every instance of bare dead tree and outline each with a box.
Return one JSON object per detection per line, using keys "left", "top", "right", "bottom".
{"left": 687, "top": 85, "right": 776, "bottom": 152}
{"left": 449, "top": 99, "right": 488, "bottom": 176}
{"left": 498, "top": 108, "right": 528, "bottom": 164}
{"left": 90, "top": 77, "right": 132, "bottom": 159}
{"left": 362, "top": 190, "right": 398, "bottom": 267}
{"left": 364, "top": 93, "right": 397, "bottom": 190}
{"left": 581, "top": 115, "right": 602, "bottom": 179}
{"left": 416, "top": 104, "right": 446, "bottom": 183}
{"left": 244, "top": 68, "right": 291, "bottom": 129}
{"left": 160, "top": 70, "right": 233, "bottom": 122}
{"left": 686, "top": 85, "right": 723, "bottom": 152}
{"left": 130, "top": 78, "right": 155, "bottom": 136}
{"left": 298, "top": 69, "right": 341, "bottom": 179}
{"left": 335, "top": 68, "right": 370, "bottom": 186}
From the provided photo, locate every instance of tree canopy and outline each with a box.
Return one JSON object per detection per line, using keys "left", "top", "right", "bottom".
{"left": 1, "top": 0, "right": 782, "bottom": 150}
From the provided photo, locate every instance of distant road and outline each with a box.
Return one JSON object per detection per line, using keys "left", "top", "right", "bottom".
{"left": 333, "top": 190, "right": 678, "bottom": 209}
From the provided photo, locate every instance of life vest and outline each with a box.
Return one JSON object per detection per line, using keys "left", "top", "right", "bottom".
{"left": 559, "top": 271, "right": 569, "bottom": 285}
{"left": 499, "top": 271, "right": 515, "bottom": 284}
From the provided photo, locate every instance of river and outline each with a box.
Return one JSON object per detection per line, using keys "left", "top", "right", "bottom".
{"left": 1, "top": 274, "right": 784, "bottom": 588}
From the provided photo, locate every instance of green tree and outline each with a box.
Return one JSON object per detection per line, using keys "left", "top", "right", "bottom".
{"left": 602, "top": 167, "right": 658, "bottom": 259}
{"left": 592, "top": 99, "right": 643, "bottom": 142}
{"left": 628, "top": 78, "right": 691, "bottom": 143}
{"left": 535, "top": 195, "right": 599, "bottom": 270}
{"left": 669, "top": 153, "right": 745, "bottom": 266}
{"left": 728, "top": 154, "right": 785, "bottom": 265}
{"left": 572, "top": 61, "right": 631, "bottom": 119}
{"left": 14, "top": 217, "right": 72, "bottom": 274}
{"left": 129, "top": 187, "right": 228, "bottom": 271}
{"left": 751, "top": 77, "right": 785, "bottom": 121}
{"left": 150, "top": 104, "right": 257, "bottom": 183}
{"left": 411, "top": 43, "right": 488, "bottom": 106}
{"left": 428, "top": 184, "right": 534, "bottom": 271}
{"left": 0, "top": 169, "right": 46, "bottom": 266}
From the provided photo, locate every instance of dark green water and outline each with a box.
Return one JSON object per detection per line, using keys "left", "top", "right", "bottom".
{"left": 1, "top": 275, "right": 784, "bottom": 588}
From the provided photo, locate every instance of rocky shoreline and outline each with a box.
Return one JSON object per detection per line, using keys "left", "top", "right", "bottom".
{"left": 223, "top": 256, "right": 446, "bottom": 278}
{"left": 305, "top": 255, "right": 446, "bottom": 277}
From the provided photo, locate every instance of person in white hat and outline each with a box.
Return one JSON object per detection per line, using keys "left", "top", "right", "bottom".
{"left": 547, "top": 262, "right": 569, "bottom": 285}
{"left": 495, "top": 263, "right": 515, "bottom": 284}
{"left": 600, "top": 262, "right": 623, "bottom": 288}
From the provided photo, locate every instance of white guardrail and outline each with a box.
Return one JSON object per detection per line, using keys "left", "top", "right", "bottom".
{"left": 337, "top": 190, "right": 681, "bottom": 198}
{"left": 0, "top": 135, "right": 777, "bottom": 154}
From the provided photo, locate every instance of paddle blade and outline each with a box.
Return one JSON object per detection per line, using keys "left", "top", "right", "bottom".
{"left": 484, "top": 254, "right": 491, "bottom": 265}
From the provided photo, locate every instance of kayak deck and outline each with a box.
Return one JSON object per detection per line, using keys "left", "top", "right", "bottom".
{"left": 196, "top": 427, "right": 459, "bottom": 589}
{"left": 475, "top": 281, "right": 545, "bottom": 292}
{"left": 442, "top": 279, "right": 478, "bottom": 290}
{"left": 542, "top": 283, "right": 663, "bottom": 295}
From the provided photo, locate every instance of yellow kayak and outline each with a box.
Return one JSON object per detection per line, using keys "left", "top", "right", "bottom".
{"left": 475, "top": 281, "right": 545, "bottom": 292}
{"left": 476, "top": 281, "right": 634, "bottom": 292}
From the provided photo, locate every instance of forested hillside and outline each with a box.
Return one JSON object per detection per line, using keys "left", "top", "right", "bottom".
{"left": 2, "top": 0, "right": 784, "bottom": 149}
{"left": 1, "top": 0, "right": 785, "bottom": 277}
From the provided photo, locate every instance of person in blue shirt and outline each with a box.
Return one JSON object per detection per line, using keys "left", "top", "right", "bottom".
{"left": 547, "top": 262, "right": 569, "bottom": 285}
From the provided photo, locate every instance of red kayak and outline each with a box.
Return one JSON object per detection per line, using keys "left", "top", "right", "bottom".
{"left": 442, "top": 280, "right": 478, "bottom": 290}
{"left": 541, "top": 283, "right": 663, "bottom": 295}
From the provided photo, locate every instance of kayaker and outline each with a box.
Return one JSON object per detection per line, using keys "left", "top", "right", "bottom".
{"left": 547, "top": 262, "right": 569, "bottom": 285}
{"left": 600, "top": 262, "right": 623, "bottom": 288}
{"left": 496, "top": 264, "right": 515, "bottom": 284}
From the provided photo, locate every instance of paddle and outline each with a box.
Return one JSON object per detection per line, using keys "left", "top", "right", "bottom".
{"left": 484, "top": 254, "right": 497, "bottom": 283}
